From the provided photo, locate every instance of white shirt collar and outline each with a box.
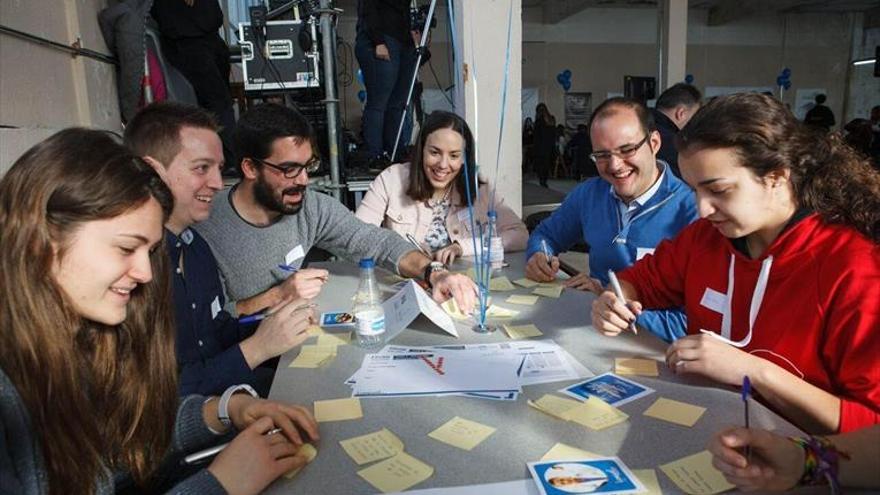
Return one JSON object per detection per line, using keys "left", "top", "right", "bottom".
{"left": 611, "top": 161, "right": 666, "bottom": 209}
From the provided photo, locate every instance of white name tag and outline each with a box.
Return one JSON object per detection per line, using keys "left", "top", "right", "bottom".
{"left": 635, "top": 247, "right": 655, "bottom": 261}
{"left": 700, "top": 287, "right": 727, "bottom": 314}
{"left": 210, "top": 296, "right": 222, "bottom": 320}
{"left": 285, "top": 244, "right": 305, "bottom": 266}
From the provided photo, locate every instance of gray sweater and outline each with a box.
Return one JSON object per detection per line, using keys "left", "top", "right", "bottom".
{"left": 197, "top": 186, "right": 415, "bottom": 313}
{"left": 0, "top": 368, "right": 226, "bottom": 494}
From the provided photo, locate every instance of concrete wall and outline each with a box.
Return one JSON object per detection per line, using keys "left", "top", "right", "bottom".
{"left": 0, "top": 0, "right": 120, "bottom": 174}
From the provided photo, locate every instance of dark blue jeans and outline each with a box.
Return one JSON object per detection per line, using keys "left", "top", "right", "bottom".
{"left": 355, "top": 31, "right": 416, "bottom": 158}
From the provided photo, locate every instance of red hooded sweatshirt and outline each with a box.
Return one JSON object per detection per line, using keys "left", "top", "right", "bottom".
{"left": 620, "top": 214, "right": 880, "bottom": 432}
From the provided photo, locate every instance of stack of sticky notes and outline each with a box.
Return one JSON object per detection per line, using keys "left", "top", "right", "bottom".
{"left": 289, "top": 344, "right": 338, "bottom": 368}
{"left": 615, "top": 357, "right": 660, "bottom": 377}
{"left": 317, "top": 331, "right": 351, "bottom": 347}
{"left": 340, "top": 428, "right": 434, "bottom": 493}
{"left": 503, "top": 323, "right": 543, "bottom": 340}
{"left": 660, "top": 450, "right": 735, "bottom": 494}
{"left": 529, "top": 394, "right": 628, "bottom": 430}
{"left": 532, "top": 283, "right": 563, "bottom": 298}
{"left": 489, "top": 276, "right": 517, "bottom": 291}
{"left": 283, "top": 443, "right": 318, "bottom": 479}
{"left": 513, "top": 278, "right": 539, "bottom": 288}
{"left": 485, "top": 305, "right": 519, "bottom": 319}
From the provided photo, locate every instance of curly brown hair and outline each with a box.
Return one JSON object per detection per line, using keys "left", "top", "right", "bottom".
{"left": 677, "top": 93, "right": 880, "bottom": 243}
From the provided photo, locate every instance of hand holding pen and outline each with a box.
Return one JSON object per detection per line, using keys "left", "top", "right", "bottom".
{"left": 590, "top": 271, "right": 642, "bottom": 337}
{"left": 525, "top": 239, "right": 560, "bottom": 282}
{"left": 275, "top": 266, "right": 329, "bottom": 301}
{"left": 240, "top": 300, "right": 316, "bottom": 368}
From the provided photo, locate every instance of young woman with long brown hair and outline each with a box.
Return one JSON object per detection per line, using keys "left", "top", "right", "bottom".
{"left": 0, "top": 129, "right": 319, "bottom": 494}
{"left": 591, "top": 93, "right": 880, "bottom": 434}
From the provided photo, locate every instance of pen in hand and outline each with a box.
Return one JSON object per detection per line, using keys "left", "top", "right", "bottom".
{"left": 742, "top": 375, "right": 752, "bottom": 463}
{"left": 540, "top": 239, "right": 554, "bottom": 267}
{"left": 406, "top": 233, "right": 431, "bottom": 258}
{"left": 238, "top": 302, "right": 317, "bottom": 325}
{"left": 183, "top": 428, "right": 283, "bottom": 465}
{"left": 607, "top": 270, "right": 638, "bottom": 335}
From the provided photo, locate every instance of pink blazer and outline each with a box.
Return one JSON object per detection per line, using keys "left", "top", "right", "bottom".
{"left": 355, "top": 163, "right": 528, "bottom": 256}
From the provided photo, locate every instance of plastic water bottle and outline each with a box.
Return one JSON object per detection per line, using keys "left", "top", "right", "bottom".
{"left": 483, "top": 211, "right": 504, "bottom": 270}
{"left": 353, "top": 258, "right": 385, "bottom": 349}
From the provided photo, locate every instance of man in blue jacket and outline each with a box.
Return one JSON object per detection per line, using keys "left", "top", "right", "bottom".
{"left": 124, "top": 102, "right": 313, "bottom": 397}
{"left": 525, "top": 97, "right": 697, "bottom": 342}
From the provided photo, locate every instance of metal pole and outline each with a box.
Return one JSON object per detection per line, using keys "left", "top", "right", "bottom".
{"left": 318, "top": 0, "right": 342, "bottom": 201}
{"left": 390, "top": 0, "right": 438, "bottom": 162}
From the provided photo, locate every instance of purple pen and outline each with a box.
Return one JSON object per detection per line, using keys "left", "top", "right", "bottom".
{"left": 742, "top": 375, "right": 752, "bottom": 463}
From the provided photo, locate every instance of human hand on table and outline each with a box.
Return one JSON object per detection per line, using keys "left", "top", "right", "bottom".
{"left": 241, "top": 298, "right": 313, "bottom": 367}
{"left": 433, "top": 242, "right": 462, "bottom": 265}
{"left": 590, "top": 290, "right": 642, "bottom": 336}
{"left": 209, "top": 416, "right": 315, "bottom": 495}
{"left": 563, "top": 273, "right": 603, "bottom": 294}
{"left": 278, "top": 268, "right": 329, "bottom": 301}
{"left": 225, "top": 394, "right": 320, "bottom": 446}
{"left": 525, "top": 252, "right": 559, "bottom": 282}
{"left": 430, "top": 271, "right": 478, "bottom": 315}
{"left": 708, "top": 426, "right": 804, "bottom": 492}
{"left": 665, "top": 334, "right": 767, "bottom": 386}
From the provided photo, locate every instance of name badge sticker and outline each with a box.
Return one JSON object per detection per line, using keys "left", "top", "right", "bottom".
{"left": 285, "top": 244, "right": 305, "bottom": 266}
{"left": 210, "top": 296, "right": 222, "bottom": 320}
{"left": 700, "top": 287, "right": 726, "bottom": 314}
{"left": 635, "top": 247, "right": 655, "bottom": 261}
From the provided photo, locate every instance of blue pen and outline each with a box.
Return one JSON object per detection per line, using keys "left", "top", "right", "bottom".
{"left": 742, "top": 375, "right": 752, "bottom": 463}
{"left": 540, "top": 239, "right": 554, "bottom": 266}
{"left": 238, "top": 312, "right": 269, "bottom": 325}
{"left": 278, "top": 264, "right": 298, "bottom": 272}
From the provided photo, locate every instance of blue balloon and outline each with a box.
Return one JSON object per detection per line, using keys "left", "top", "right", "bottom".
{"left": 783, "top": 81, "right": 791, "bottom": 90}
{"left": 562, "top": 69, "right": 572, "bottom": 79}
{"left": 357, "top": 90, "right": 367, "bottom": 103}
{"left": 556, "top": 73, "right": 565, "bottom": 85}
{"left": 685, "top": 74, "right": 694, "bottom": 84}
{"left": 357, "top": 69, "right": 365, "bottom": 86}
{"left": 782, "top": 68, "right": 791, "bottom": 77}
{"left": 562, "top": 80, "right": 571, "bottom": 91}
{"left": 776, "top": 76, "right": 784, "bottom": 86}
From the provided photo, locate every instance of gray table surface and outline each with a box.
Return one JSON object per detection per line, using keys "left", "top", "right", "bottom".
{"left": 265, "top": 258, "right": 806, "bottom": 494}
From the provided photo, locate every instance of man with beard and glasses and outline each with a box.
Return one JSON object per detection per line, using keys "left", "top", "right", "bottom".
{"left": 197, "top": 103, "right": 478, "bottom": 320}
{"left": 124, "top": 102, "right": 314, "bottom": 397}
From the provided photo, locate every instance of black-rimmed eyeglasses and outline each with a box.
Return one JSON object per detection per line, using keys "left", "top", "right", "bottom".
{"left": 251, "top": 156, "right": 321, "bottom": 178}
{"left": 589, "top": 134, "right": 650, "bottom": 164}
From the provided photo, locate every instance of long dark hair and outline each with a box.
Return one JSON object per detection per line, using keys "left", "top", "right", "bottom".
{"left": 678, "top": 93, "right": 880, "bottom": 243}
{"left": 0, "top": 129, "right": 178, "bottom": 493}
{"left": 407, "top": 111, "right": 480, "bottom": 206}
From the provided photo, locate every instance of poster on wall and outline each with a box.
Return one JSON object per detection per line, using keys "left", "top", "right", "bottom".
{"left": 794, "top": 88, "right": 827, "bottom": 120}
{"left": 564, "top": 92, "right": 592, "bottom": 132}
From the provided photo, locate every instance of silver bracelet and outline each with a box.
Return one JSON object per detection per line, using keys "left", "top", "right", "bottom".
{"left": 218, "top": 384, "right": 258, "bottom": 427}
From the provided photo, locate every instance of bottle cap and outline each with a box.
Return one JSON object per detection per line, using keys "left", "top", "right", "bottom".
{"left": 487, "top": 210, "right": 498, "bottom": 218}
{"left": 359, "top": 258, "right": 375, "bottom": 268}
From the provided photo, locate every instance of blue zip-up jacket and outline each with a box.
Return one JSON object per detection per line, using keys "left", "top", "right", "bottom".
{"left": 527, "top": 162, "right": 698, "bottom": 342}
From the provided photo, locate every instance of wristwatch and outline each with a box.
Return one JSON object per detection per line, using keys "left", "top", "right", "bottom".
{"left": 423, "top": 261, "right": 448, "bottom": 288}
{"left": 218, "top": 383, "right": 258, "bottom": 427}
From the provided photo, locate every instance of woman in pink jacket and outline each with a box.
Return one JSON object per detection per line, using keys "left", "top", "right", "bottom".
{"left": 356, "top": 111, "right": 528, "bottom": 264}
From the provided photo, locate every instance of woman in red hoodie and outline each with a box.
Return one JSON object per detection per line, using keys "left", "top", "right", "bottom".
{"left": 591, "top": 93, "right": 880, "bottom": 434}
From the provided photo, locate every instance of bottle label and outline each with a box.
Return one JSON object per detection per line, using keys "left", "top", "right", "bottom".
{"left": 355, "top": 310, "right": 385, "bottom": 336}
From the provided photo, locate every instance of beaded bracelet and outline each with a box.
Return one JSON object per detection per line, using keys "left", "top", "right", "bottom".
{"left": 790, "top": 436, "right": 851, "bottom": 495}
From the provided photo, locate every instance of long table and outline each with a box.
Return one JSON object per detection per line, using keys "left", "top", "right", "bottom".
{"left": 265, "top": 258, "right": 805, "bottom": 494}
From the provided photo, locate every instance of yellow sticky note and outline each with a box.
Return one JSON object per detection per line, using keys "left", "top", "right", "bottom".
{"left": 527, "top": 394, "right": 582, "bottom": 420}
{"left": 503, "top": 323, "right": 543, "bottom": 339}
{"left": 442, "top": 299, "right": 469, "bottom": 320}
{"left": 615, "top": 357, "right": 660, "bottom": 377}
{"left": 428, "top": 416, "right": 496, "bottom": 451}
{"left": 540, "top": 442, "right": 602, "bottom": 461}
{"left": 532, "top": 285, "right": 563, "bottom": 298}
{"left": 565, "top": 396, "right": 629, "bottom": 430}
{"left": 288, "top": 344, "right": 337, "bottom": 368}
{"left": 633, "top": 469, "right": 663, "bottom": 495}
{"left": 489, "top": 276, "right": 516, "bottom": 291}
{"left": 306, "top": 325, "right": 325, "bottom": 336}
{"left": 513, "top": 278, "right": 539, "bottom": 288}
{"left": 643, "top": 397, "right": 706, "bottom": 427}
{"left": 660, "top": 450, "right": 735, "bottom": 495}
{"left": 317, "top": 332, "right": 351, "bottom": 346}
{"left": 357, "top": 452, "right": 434, "bottom": 493}
{"left": 506, "top": 294, "right": 539, "bottom": 305}
{"left": 340, "top": 428, "right": 404, "bottom": 465}
{"left": 283, "top": 443, "right": 318, "bottom": 479}
{"left": 314, "top": 397, "right": 363, "bottom": 422}
{"left": 485, "top": 305, "right": 519, "bottom": 319}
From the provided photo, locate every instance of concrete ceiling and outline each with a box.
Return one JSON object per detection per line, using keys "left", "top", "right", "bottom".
{"left": 521, "top": 0, "right": 880, "bottom": 24}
